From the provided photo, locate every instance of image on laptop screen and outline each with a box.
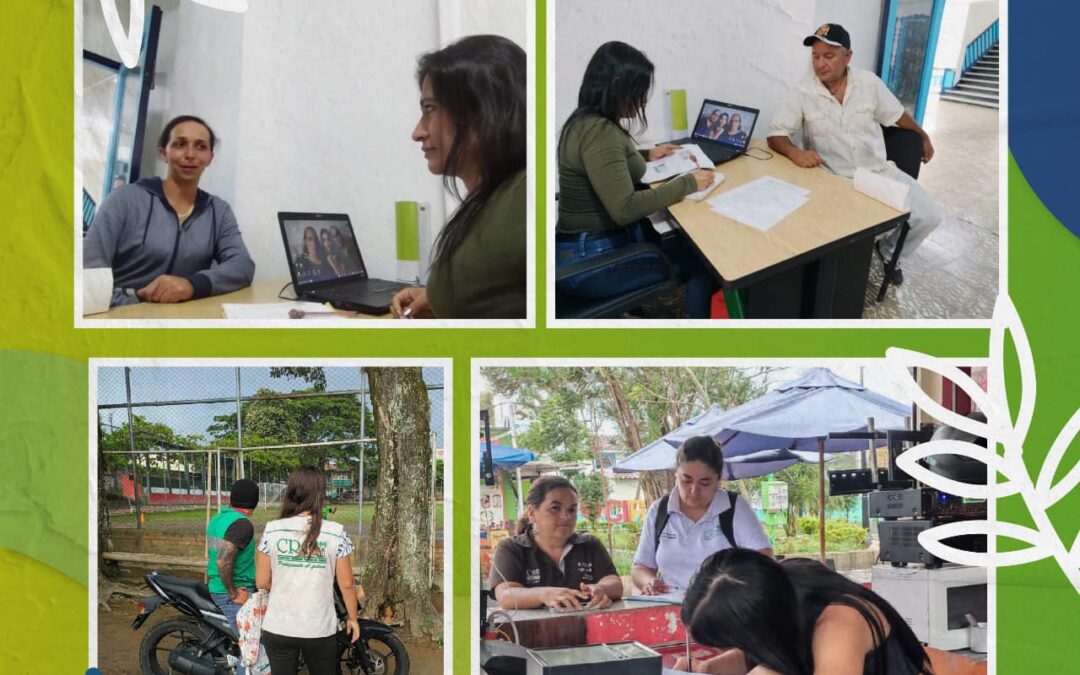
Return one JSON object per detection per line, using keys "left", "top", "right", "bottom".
{"left": 691, "top": 102, "right": 757, "bottom": 150}
{"left": 281, "top": 217, "right": 366, "bottom": 286}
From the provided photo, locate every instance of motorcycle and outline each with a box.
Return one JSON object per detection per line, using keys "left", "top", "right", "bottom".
{"left": 132, "top": 571, "right": 409, "bottom": 674}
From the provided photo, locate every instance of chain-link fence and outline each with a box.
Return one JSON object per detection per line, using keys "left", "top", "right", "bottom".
{"left": 97, "top": 366, "right": 445, "bottom": 575}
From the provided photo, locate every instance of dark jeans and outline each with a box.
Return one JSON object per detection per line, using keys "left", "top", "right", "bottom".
{"left": 260, "top": 629, "right": 339, "bottom": 675}
{"left": 556, "top": 222, "right": 712, "bottom": 318}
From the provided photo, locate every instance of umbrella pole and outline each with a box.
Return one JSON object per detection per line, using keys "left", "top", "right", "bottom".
{"left": 818, "top": 437, "right": 826, "bottom": 564}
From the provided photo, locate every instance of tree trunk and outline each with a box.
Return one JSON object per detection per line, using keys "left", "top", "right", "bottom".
{"left": 639, "top": 471, "right": 672, "bottom": 505}
{"left": 602, "top": 369, "right": 672, "bottom": 504}
{"left": 360, "top": 368, "right": 440, "bottom": 641}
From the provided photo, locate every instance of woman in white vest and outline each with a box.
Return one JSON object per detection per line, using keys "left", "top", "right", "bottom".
{"left": 256, "top": 466, "right": 360, "bottom": 675}
{"left": 632, "top": 436, "right": 773, "bottom": 595}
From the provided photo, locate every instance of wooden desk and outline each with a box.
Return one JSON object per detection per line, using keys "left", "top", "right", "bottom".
{"left": 87, "top": 277, "right": 387, "bottom": 320}
{"left": 668, "top": 141, "right": 908, "bottom": 318}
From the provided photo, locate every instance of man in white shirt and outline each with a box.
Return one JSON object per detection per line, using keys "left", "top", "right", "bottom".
{"left": 768, "top": 23, "right": 942, "bottom": 282}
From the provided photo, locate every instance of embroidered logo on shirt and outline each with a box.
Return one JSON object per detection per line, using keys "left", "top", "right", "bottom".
{"left": 703, "top": 524, "right": 726, "bottom": 542}
{"left": 525, "top": 568, "right": 541, "bottom": 585}
{"left": 576, "top": 561, "right": 594, "bottom": 581}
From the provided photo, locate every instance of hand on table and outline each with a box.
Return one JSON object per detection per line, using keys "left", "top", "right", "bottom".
{"left": 580, "top": 583, "right": 613, "bottom": 609}
{"left": 137, "top": 275, "right": 194, "bottom": 303}
{"left": 640, "top": 578, "right": 670, "bottom": 596}
{"left": 791, "top": 149, "right": 823, "bottom": 168}
{"left": 671, "top": 656, "right": 709, "bottom": 673}
{"left": 541, "top": 586, "right": 591, "bottom": 611}
{"left": 648, "top": 143, "right": 681, "bottom": 161}
{"left": 390, "top": 287, "right": 433, "bottom": 318}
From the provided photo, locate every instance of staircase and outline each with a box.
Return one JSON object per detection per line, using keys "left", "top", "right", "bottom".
{"left": 941, "top": 43, "right": 999, "bottom": 108}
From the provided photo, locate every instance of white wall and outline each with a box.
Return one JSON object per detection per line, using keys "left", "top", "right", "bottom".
{"left": 556, "top": 0, "right": 886, "bottom": 147}
{"left": 813, "top": 0, "right": 884, "bottom": 73}
{"left": 933, "top": 1, "right": 999, "bottom": 74}
{"left": 91, "top": 0, "right": 526, "bottom": 283}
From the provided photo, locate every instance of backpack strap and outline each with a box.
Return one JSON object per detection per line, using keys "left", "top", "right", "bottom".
{"left": 718, "top": 491, "right": 738, "bottom": 549}
{"left": 653, "top": 494, "right": 672, "bottom": 554}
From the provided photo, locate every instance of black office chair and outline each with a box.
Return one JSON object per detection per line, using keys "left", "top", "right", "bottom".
{"left": 877, "top": 126, "right": 924, "bottom": 300}
{"left": 555, "top": 241, "right": 678, "bottom": 319}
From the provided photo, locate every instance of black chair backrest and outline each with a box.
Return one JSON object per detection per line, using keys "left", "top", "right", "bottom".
{"left": 881, "top": 126, "right": 923, "bottom": 180}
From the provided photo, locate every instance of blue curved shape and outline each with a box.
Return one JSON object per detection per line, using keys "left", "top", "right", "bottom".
{"left": 1010, "top": 3, "right": 1080, "bottom": 238}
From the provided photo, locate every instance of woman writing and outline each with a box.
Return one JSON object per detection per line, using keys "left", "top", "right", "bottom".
{"left": 255, "top": 466, "right": 360, "bottom": 675}
{"left": 83, "top": 115, "right": 255, "bottom": 306}
{"left": 673, "top": 549, "right": 933, "bottom": 674}
{"left": 556, "top": 42, "right": 714, "bottom": 318}
{"left": 632, "top": 436, "right": 772, "bottom": 596}
{"left": 390, "top": 34, "right": 526, "bottom": 319}
{"left": 489, "top": 476, "right": 624, "bottom": 610}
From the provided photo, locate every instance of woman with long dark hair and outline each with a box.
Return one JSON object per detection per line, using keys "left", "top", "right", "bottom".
{"left": 556, "top": 41, "right": 714, "bottom": 318}
{"left": 390, "top": 34, "right": 527, "bottom": 319}
{"left": 674, "top": 549, "right": 933, "bottom": 674}
{"left": 255, "top": 466, "right": 360, "bottom": 675}
{"left": 488, "top": 476, "right": 623, "bottom": 610}
{"left": 632, "top": 436, "right": 771, "bottom": 596}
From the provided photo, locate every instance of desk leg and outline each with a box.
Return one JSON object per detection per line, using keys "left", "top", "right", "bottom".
{"left": 812, "top": 252, "right": 840, "bottom": 318}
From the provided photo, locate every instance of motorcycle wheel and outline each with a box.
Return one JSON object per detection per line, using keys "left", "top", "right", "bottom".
{"left": 342, "top": 632, "right": 411, "bottom": 675}
{"left": 138, "top": 616, "right": 232, "bottom": 675}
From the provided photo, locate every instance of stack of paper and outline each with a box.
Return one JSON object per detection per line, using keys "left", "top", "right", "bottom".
{"left": 707, "top": 176, "right": 809, "bottom": 231}
{"left": 641, "top": 144, "right": 715, "bottom": 183}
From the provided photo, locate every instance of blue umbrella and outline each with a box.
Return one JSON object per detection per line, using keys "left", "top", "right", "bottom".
{"left": 482, "top": 443, "right": 536, "bottom": 471}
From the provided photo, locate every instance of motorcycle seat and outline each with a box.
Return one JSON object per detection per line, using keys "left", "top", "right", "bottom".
{"left": 151, "top": 574, "right": 223, "bottom": 616}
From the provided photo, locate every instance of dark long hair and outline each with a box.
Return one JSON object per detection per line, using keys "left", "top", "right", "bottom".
{"left": 682, "top": 549, "right": 934, "bottom": 675}
{"left": 515, "top": 476, "right": 577, "bottom": 535}
{"left": 675, "top": 435, "right": 724, "bottom": 476}
{"left": 279, "top": 465, "right": 327, "bottom": 558}
{"left": 558, "top": 42, "right": 654, "bottom": 155}
{"left": 416, "top": 34, "right": 526, "bottom": 270}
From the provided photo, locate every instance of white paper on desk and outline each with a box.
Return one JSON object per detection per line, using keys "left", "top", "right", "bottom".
{"left": 626, "top": 590, "right": 685, "bottom": 604}
{"left": 222, "top": 302, "right": 339, "bottom": 320}
{"left": 649, "top": 210, "right": 677, "bottom": 235}
{"left": 83, "top": 267, "right": 113, "bottom": 315}
{"left": 641, "top": 144, "right": 715, "bottom": 183}
{"left": 853, "top": 167, "right": 910, "bottom": 211}
{"left": 707, "top": 176, "right": 809, "bottom": 231}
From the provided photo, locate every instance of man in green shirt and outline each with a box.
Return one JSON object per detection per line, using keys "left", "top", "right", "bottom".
{"left": 207, "top": 478, "right": 259, "bottom": 662}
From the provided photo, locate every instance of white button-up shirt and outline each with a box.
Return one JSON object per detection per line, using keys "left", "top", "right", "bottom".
{"left": 633, "top": 488, "right": 771, "bottom": 591}
{"left": 768, "top": 67, "right": 905, "bottom": 179}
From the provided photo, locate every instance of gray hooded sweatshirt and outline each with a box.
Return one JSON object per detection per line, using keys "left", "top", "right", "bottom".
{"left": 83, "top": 177, "right": 256, "bottom": 306}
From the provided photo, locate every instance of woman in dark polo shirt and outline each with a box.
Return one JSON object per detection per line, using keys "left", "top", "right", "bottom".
{"left": 488, "top": 476, "right": 624, "bottom": 610}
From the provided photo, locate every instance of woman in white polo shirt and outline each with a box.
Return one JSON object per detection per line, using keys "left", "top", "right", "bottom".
{"left": 632, "top": 436, "right": 773, "bottom": 595}
{"left": 255, "top": 466, "right": 360, "bottom": 675}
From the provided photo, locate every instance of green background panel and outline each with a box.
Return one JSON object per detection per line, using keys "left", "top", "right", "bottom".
{"left": 1, "top": 0, "right": 1078, "bottom": 672}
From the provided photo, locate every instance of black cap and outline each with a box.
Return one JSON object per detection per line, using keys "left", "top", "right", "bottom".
{"left": 803, "top": 23, "right": 851, "bottom": 50}
{"left": 230, "top": 479, "right": 259, "bottom": 509}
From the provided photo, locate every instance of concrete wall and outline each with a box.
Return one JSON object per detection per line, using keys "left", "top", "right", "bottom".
{"left": 934, "top": 0, "right": 999, "bottom": 74}
{"left": 555, "top": 0, "right": 886, "bottom": 147}
{"left": 83, "top": 0, "right": 526, "bottom": 283}
{"left": 813, "top": 0, "right": 885, "bottom": 73}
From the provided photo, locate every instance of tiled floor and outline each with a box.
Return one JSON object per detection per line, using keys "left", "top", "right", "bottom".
{"left": 862, "top": 100, "right": 1000, "bottom": 320}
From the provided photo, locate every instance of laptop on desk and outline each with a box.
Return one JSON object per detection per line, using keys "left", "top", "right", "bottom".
{"left": 278, "top": 211, "right": 409, "bottom": 314}
{"left": 674, "top": 99, "right": 760, "bottom": 165}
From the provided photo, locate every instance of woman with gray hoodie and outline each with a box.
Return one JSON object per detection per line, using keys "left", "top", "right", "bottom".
{"left": 83, "top": 115, "right": 255, "bottom": 307}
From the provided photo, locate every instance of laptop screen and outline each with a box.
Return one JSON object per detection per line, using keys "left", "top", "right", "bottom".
{"left": 280, "top": 215, "right": 368, "bottom": 287}
{"left": 690, "top": 100, "right": 758, "bottom": 150}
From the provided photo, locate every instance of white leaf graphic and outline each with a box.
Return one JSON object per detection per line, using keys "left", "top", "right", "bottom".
{"left": 99, "top": 0, "right": 146, "bottom": 69}
{"left": 1034, "top": 406, "right": 1080, "bottom": 508}
{"left": 896, "top": 440, "right": 1020, "bottom": 499}
{"left": 919, "top": 520, "right": 1053, "bottom": 567}
{"left": 189, "top": 0, "right": 250, "bottom": 12}
{"left": 884, "top": 348, "right": 1004, "bottom": 441}
{"left": 989, "top": 294, "right": 1037, "bottom": 453}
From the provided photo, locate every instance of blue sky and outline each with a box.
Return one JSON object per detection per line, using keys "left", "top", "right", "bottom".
{"left": 96, "top": 366, "right": 445, "bottom": 446}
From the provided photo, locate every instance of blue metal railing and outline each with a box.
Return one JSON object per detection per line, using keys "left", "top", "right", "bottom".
{"left": 963, "top": 19, "right": 999, "bottom": 73}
